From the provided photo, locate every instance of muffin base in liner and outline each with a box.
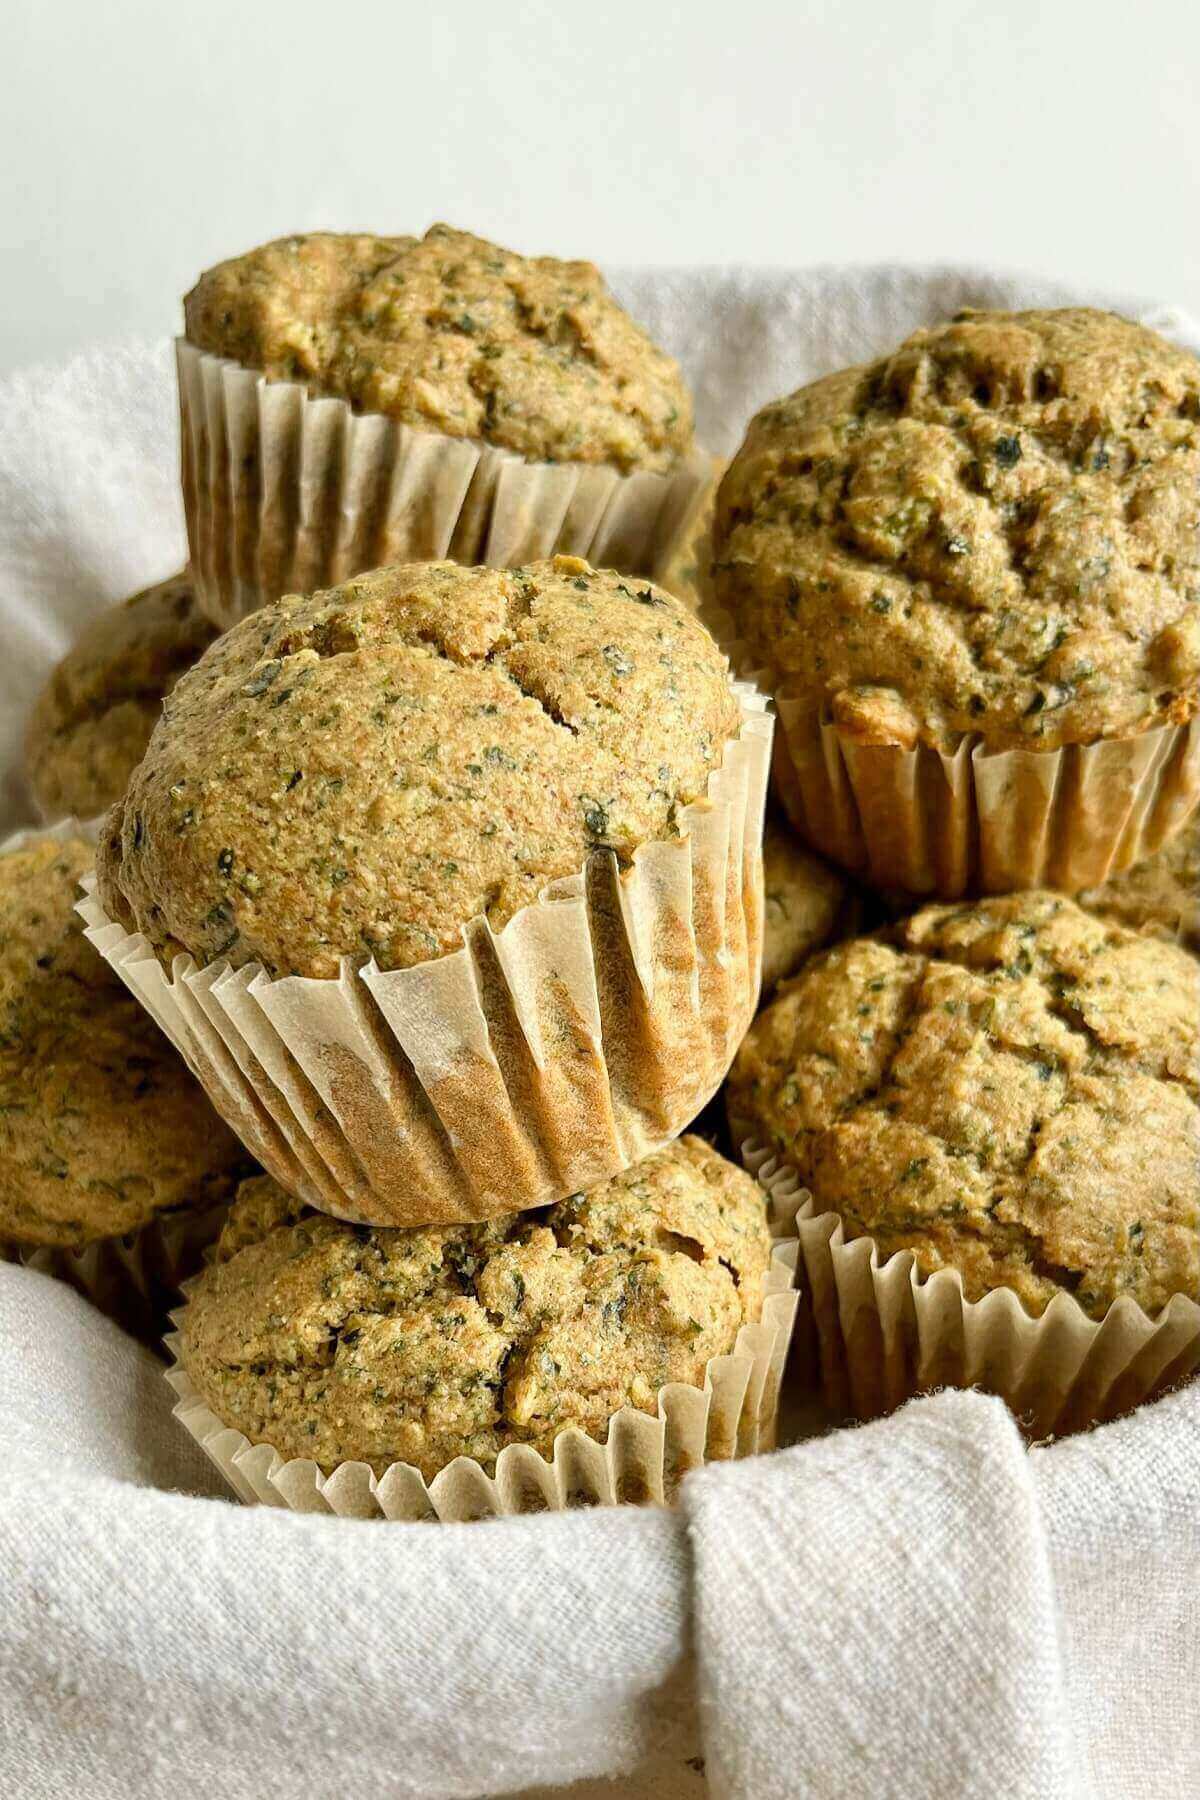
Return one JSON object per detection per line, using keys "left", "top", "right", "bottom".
{"left": 78, "top": 682, "right": 772, "bottom": 1228}
{"left": 744, "top": 1145, "right": 1200, "bottom": 1440}
{"left": 700, "top": 602, "right": 1200, "bottom": 897}
{"left": 0, "top": 816, "right": 229, "bottom": 1342}
{"left": 163, "top": 1204, "right": 801, "bottom": 1522}
{"left": 178, "top": 340, "right": 714, "bottom": 628}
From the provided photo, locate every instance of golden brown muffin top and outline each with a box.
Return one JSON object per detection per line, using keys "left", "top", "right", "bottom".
{"left": 184, "top": 224, "right": 694, "bottom": 474}
{"left": 1079, "top": 810, "right": 1200, "bottom": 949}
{"left": 0, "top": 836, "right": 250, "bottom": 1249}
{"left": 760, "top": 817, "right": 852, "bottom": 994}
{"left": 713, "top": 309, "right": 1200, "bottom": 752}
{"left": 96, "top": 556, "right": 741, "bottom": 979}
{"left": 179, "top": 1136, "right": 772, "bottom": 1480}
{"left": 726, "top": 891, "right": 1199, "bottom": 1319}
{"left": 23, "top": 573, "right": 219, "bottom": 822}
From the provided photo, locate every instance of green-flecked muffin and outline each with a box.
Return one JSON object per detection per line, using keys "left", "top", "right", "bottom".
{"left": 178, "top": 1136, "right": 772, "bottom": 1480}
{"left": 96, "top": 556, "right": 742, "bottom": 979}
{"left": 726, "top": 891, "right": 1199, "bottom": 1320}
{"left": 184, "top": 224, "right": 694, "bottom": 474}
{"left": 23, "top": 573, "right": 219, "bottom": 821}
{"left": 714, "top": 309, "right": 1200, "bottom": 753}
{"left": 0, "top": 835, "right": 251, "bottom": 1252}
{"left": 1079, "top": 809, "right": 1200, "bottom": 949}
{"left": 760, "top": 817, "right": 855, "bottom": 994}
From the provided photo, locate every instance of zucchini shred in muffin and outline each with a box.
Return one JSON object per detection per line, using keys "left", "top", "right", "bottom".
{"left": 89, "top": 556, "right": 771, "bottom": 1227}
{"left": 726, "top": 890, "right": 1199, "bottom": 1431}
{"left": 0, "top": 831, "right": 252, "bottom": 1327}
{"left": 179, "top": 224, "right": 707, "bottom": 625}
{"left": 23, "top": 572, "right": 218, "bottom": 822}
{"left": 174, "top": 1137, "right": 791, "bottom": 1500}
{"left": 712, "top": 308, "right": 1200, "bottom": 894}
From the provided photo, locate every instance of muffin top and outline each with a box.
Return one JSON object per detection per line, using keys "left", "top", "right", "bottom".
{"left": 1079, "top": 810, "right": 1200, "bottom": 949}
{"left": 24, "top": 572, "right": 219, "bottom": 821}
{"left": 0, "top": 836, "right": 250, "bottom": 1249}
{"left": 179, "top": 1136, "right": 772, "bottom": 1479}
{"left": 726, "top": 891, "right": 1199, "bottom": 1319}
{"left": 184, "top": 224, "right": 694, "bottom": 474}
{"left": 96, "top": 556, "right": 741, "bottom": 979}
{"left": 713, "top": 309, "right": 1200, "bottom": 752}
{"left": 760, "top": 817, "right": 852, "bottom": 994}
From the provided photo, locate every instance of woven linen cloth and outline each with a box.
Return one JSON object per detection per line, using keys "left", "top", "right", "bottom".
{"left": 2, "top": 1265, "right": 1196, "bottom": 1799}
{"left": 0, "top": 271, "right": 1196, "bottom": 1797}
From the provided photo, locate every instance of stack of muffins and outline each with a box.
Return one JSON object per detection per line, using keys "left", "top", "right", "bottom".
{"left": 10, "top": 231, "right": 1198, "bottom": 1519}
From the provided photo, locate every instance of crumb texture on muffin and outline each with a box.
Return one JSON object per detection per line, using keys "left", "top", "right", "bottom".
{"left": 714, "top": 309, "right": 1200, "bottom": 751}
{"left": 727, "top": 891, "right": 1199, "bottom": 1319}
{"left": 96, "top": 556, "right": 741, "bottom": 978}
{"left": 1080, "top": 809, "right": 1200, "bottom": 948}
{"left": 24, "top": 573, "right": 218, "bottom": 821}
{"left": 179, "top": 1136, "right": 771, "bottom": 1479}
{"left": 760, "top": 817, "right": 851, "bottom": 992}
{"left": 184, "top": 225, "right": 694, "bottom": 473}
{"left": 0, "top": 837, "right": 249, "bottom": 1249}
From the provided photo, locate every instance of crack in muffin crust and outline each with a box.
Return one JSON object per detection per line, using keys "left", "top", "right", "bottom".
{"left": 713, "top": 308, "right": 1200, "bottom": 751}
{"left": 184, "top": 224, "right": 694, "bottom": 474}
{"left": 726, "top": 891, "right": 1199, "bottom": 1318}
{"left": 179, "top": 1137, "right": 771, "bottom": 1479}
{"left": 96, "top": 557, "right": 741, "bottom": 979}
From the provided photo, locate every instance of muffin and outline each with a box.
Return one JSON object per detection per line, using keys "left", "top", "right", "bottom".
{"left": 760, "top": 817, "right": 856, "bottom": 995}
{"left": 23, "top": 572, "right": 218, "bottom": 820}
{"left": 1079, "top": 808, "right": 1199, "bottom": 948}
{"left": 655, "top": 459, "right": 722, "bottom": 609}
{"left": 712, "top": 309, "right": 1200, "bottom": 895}
{"left": 88, "top": 557, "right": 772, "bottom": 1226}
{"left": 0, "top": 830, "right": 252, "bottom": 1330}
{"left": 179, "top": 224, "right": 707, "bottom": 626}
{"left": 171, "top": 1138, "right": 798, "bottom": 1516}
{"left": 726, "top": 891, "right": 1199, "bottom": 1432}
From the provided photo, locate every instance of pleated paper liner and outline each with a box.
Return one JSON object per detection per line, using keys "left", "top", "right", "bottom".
{"left": 1, "top": 816, "right": 231, "bottom": 1343}
{"left": 744, "top": 1145, "right": 1200, "bottom": 1441}
{"left": 4, "top": 1202, "right": 232, "bottom": 1350}
{"left": 177, "top": 340, "right": 714, "bottom": 629}
{"left": 163, "top": 1213, "right": 802, "bottom": 1523}
{"left": 78, "top": 680, "right": 772, "bottom": 1228}
{"left": 698, "top": 599, "right": 1200, "bottom": 898}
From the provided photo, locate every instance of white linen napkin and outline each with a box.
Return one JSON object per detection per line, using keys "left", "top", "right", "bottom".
{"left": 1, "top": 1264, "right": 1195, "bottom": 1799}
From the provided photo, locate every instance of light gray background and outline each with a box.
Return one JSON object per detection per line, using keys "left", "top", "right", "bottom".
{"left": 4, "top": 0, "right": 1200, "bottom": 375}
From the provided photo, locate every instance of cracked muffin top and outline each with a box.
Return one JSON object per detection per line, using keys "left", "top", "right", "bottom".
{"left": 1079, "top": 809, "right": 1200, "bottom": 949}
{"left": 24, "top": 572, "right": 219, "bottom": 821}
{"left": 178, "top": 1136, "right": 772, "bottom": 1479}
{"left": 726, "top": 891, "right": 1199, "bottom": 1319}
{"left": 184, "top": 224, "right": 694, "bottom": 474}
{"left": 96, "top": 556, "right": 741, "bottom": 978}
{"left": 760, "top": 817, "right": 854, "bottom": 994}
{"left": 713, "top": 309, "right": 1200, "bottom": 752}
{"left": 0, "top": 835, "right": 250, "bottom": 1250}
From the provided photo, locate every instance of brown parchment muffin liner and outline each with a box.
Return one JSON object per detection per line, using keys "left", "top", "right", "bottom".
{"left": 744, "top": 1145, "right": 1200, "bottom": 1441}
{"left": 162, "top": 1199, "right": 800, "bottom": 1523}
{"left": 700, "top": 602, "right": 1200, "bottom": 898}
{"left": 0, "top": 818, "right": 230, "bottom": 1343}
{"left": 78, "top": 682, "right": 772, "bottom": 1229}
{"left": 178, "top": 340, "right": 714, "bottom": 629}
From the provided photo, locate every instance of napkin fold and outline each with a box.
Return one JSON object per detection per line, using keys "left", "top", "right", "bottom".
{"left": 1, "top": 1265, "right": 1195, "bottom": 1800}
